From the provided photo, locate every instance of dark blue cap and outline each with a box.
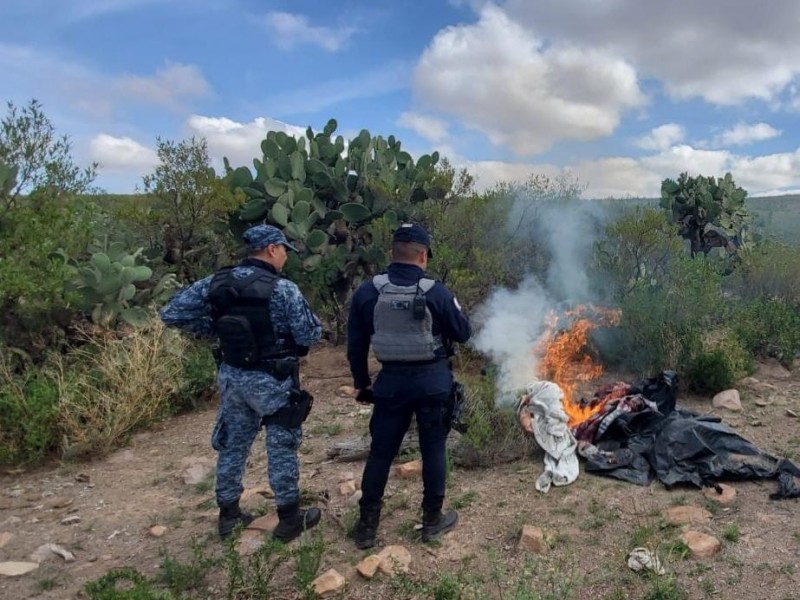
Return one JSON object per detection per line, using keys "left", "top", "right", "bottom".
{"left": 243, "top": 224, "right": 298, "bottom": 253}
{"left": 392, "top": 223, "right": 432, "bottom": 257}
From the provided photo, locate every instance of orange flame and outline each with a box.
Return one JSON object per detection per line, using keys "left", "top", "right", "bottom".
{"left": 536, "top": 305, "right": 621, "bottom": 428}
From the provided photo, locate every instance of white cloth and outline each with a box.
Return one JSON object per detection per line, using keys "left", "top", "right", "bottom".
{"left": 519, "top": 380, "right": 579, "bottom": 493}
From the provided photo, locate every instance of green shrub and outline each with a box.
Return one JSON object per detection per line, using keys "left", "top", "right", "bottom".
{"left": 0, "top": 357, "right": 60, "bottom": 464}
{"left": 685, "top": 350, "right": 736, "bottom": 394}
{"left": 174, "top": 341, "right": 217, "bottom": 412}
{"left": 733, "top": 297, "right": 800, "bottom": 364}
{"left": 729, "top": 239, "right": 800, "bottom": 304}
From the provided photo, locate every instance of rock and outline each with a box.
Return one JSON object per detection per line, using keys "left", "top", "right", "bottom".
{"left": 336, "top": 385, "right": 357, "bottom": 398}
{"left": 235, "top": 529, "right": 266, "bottom": 556}
{"left": 754, "top": 399, "right": 771, "bottom": 407}
{"left": 30, "top": 543, "right": 75, "bottom": 563}
{"left": 393, "top": 460, "right": 422, "bottom": 479}
{"left": 338, "top": 480, "right": 357, "bottom": 496}
{"left": 45, "top": 496, "right": 73, "bottom": 509}
{"left": 60, "top": 515, "right": 81, "bottom": 525}
{"left": 662, "top": 506, "right": 712, "bottom": 526}
{"left": 356, "top": 555, "right": 382, "bottom": 579}
{"left": 681, "top": 530, "right": 721, "bottom": 559}
{"left": 712, "top": 389, "right": 742, "bottom": 411}
{"left": 241, "top": 487, "right": 272, "bottom": 503}
{"left": 702, "top": 484, "right": 737, "bottom": 505}
{"left": 787, "top": 409, "right": 798, "bottom": 418}
{"left": 0, "top": 532, "right": 14, "bottom": 549}
{"left": 246, "top": 514, "right": 279, "bottom": 532}
{"left": 346, "top": 490, "right": 362, "bottom": 507}
{"left": 313, "top": 568, "right": 346, "bottom": 597}
{"left": 739, "top": 376, "right": 760, "bottom": 387}
{"left": 756, "top": 358, "right": 791, "bottom": 380}
{"left": 377, "top": 545, "right": 412, "bottom": 575}
{"left": 149, "top": 525, "right": 167, "bottom": 538}
{"left": 517, "top": 525, "right": 547, "bottom": 554}
{"left": 2, "top": 517, "right": 22, "bottom": 526}
{"left": 180, "top": 457, "right": 215, "bottom": 485}
{"left": 627, "top": 547, "right": 665, "bottom": 575}
{"left": 339, "top": 471, "right": 356, "bottom": 482}
{"left": 0, "top": 561, "right": 39, "bottom": 576}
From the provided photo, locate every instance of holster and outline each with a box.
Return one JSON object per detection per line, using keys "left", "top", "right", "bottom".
{"left": 263, "top": 361, "right": 314, "bottom": 429}
{"left": 448, "top": 381, "right": 468, "bottom": 433}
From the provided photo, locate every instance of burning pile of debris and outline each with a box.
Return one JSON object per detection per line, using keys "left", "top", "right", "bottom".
{"left": 517, "top": 305, "right": 800, "bottom": 499}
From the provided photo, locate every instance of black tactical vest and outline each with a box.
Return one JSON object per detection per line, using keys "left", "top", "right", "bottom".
{"left": 207, "top": 262, "right": 297, "bottom": 369}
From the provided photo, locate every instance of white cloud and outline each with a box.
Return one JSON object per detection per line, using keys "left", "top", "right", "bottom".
{"left": 397, "top": 112, "right": 450, "bottom": 143}
{"left": 114, "top": 63, "right": 210, "bottom": 110}
{"left": 637, "top": 124, "right": 685, "bottom": 151}
{"left": 504, "top": 0, "right": 800, "bottom": 105}
{"left": 711, "top": 122, "right": 781, "bottom": 147}
{"left": 264, "top": 12, "right": 356, "bottom": 52}
{"left": 0, "top": 44, "right": 211, "bottom": 118}
{"left": 457, "top": 144, "right": 800, "bottom": 199}
{"left": 413, "top": 5, "right": 645, "bottom": 156}
{"left": 89, "top": 134, "right": 158, "bottom": 172}
{"left": 186, "top": 115, "right": 307, "bottom": 168}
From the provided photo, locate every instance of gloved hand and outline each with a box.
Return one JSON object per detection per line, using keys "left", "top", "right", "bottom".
{"left": 356, "top": 388, "right": 374, "bottom": 405}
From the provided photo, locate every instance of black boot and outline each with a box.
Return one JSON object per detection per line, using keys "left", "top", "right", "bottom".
{"left": 353, "top": 507, "right": 381, "bottom": 550}
{"left": 272, "top": 502, "right": 321, "bottom": 543}
{"left": 421, "top": 508, "right": 458, "bottom": 542}
{"left": 218, "top": 501, "right": 254, "bottom": 540}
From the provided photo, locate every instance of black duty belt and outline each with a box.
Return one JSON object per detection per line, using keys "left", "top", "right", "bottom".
{"left": 223, "top": 357, "right": 298, "bottom": 379}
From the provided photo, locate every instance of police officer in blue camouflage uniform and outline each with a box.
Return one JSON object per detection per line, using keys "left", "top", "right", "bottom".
{"left": 160, "top": 224, "right": 323, "bottom": 542}
{"left": 347, "top": 223, "right": 472, "bottom": 549}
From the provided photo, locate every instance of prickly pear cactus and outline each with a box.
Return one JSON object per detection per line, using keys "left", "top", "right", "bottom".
{"left": 67, "top": 240, "right": 179, "bottom": 327}
{"left": 222, "top": 119, "right": 441, "bottom": 335}
{"left": 660, "top": 172, "right": 751, "bottom": 257}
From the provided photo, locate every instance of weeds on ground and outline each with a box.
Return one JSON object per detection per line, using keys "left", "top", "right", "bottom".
{"left": 158, "top": 537, "right": 216, "bottom": 593}
{"left": 309, "top": 423, "right": 343, "bottom": 436}
{"left": 451, "top": 490, "right": 478, "bottom": 509}
{"left": 223, "top": 536, "right": 291, "bottom": 600}
{"left": 293, "top": 534, "right": 327, "bottom": 599}
{"left": 642, "top": 572, "right": 688, "bottom": 600}
{"left": 85, "top": 567, "right": 180, "bottom": 600}
{"left": 722, "top": 522, "right": 741, "bottom": 542}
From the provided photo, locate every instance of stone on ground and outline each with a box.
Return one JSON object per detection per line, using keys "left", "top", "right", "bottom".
{"left": 712, "top": 389, "right": 742, "bottom": 411}
{"left": 393, "top": 460, "right": 422, "bottom": 478}
{"left": 377, "top": 545, "right": 412, "bottom": 575}
{"left": 702, "top": 484, "right": 737, "bottom": 505}
{"left": 681, "top": 530, "right": 721, "bottom": 559}
{"left": 312, "top": 568, "right": 346, "bottom": 597}
{"left": 662, "top": 506, "right": 712, "bottom": 526}
{"left": 356, "top": 555, "right": 382, "bottom": 579}
{"left": 517, "top": 525, "right": 547, "bottom": 554}
{"left": 0, "top": 561, "right": 39, "bottom": 576}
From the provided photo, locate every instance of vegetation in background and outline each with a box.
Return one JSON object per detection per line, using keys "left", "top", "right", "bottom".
{"left": 2, "top": 97, "right": 799, "bottom": 468}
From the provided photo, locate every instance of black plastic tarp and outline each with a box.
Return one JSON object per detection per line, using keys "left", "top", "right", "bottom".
{"left": 582, "top": 371, "right": 800, "bottom": 499}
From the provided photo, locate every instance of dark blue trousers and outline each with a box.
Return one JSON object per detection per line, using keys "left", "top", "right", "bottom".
{"left": 359, "top": 364, "right": 452, "bottom": 514}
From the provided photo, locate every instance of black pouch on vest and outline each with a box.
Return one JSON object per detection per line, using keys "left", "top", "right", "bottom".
{"left": 215, "top": 315, "right": 259, "bottom": 368}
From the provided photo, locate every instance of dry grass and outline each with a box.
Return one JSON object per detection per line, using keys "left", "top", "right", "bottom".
{"left": 53, "top": 320, "right": 188, "bottom": 458}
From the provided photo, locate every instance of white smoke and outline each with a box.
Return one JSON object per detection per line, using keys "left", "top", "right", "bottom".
{"left": 471, "top": 182, "right": 614, "bottom": 402}
{"left": 472, "top": 276, "right": 553, "bottom": 402}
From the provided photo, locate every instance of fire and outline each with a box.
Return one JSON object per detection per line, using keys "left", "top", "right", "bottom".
{"left": 536, "top": 305, "right": 621, "bottom": 428}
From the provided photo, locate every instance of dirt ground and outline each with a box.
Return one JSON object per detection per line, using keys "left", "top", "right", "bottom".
{"left": 1, "top": 344, "right": 799, "bottom": 599}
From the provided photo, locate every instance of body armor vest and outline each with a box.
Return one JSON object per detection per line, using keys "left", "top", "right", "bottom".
{"left": 371, "top": 274, "right": 441, "bottom": 363}
{"left": 208, "top": 264, "right": 297, "bottom": 369}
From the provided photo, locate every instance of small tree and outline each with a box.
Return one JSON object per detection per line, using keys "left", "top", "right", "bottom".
{"left": 135, "top": 137, "right": 243, "bottom": 281}
{"left": 0, "top": 100, "right": 98, "bottom": 355}
{"left": 0, "top": 99, "right": 96, "bottom": 217}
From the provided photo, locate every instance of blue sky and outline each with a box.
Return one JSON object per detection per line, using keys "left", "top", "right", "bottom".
{"left": 2, "top": 0, "right": 800, "bottom": 198}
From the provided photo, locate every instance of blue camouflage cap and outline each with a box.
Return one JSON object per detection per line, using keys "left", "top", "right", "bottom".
{"left": 243, "top": 224, "right": 299, "bottom": 253}
{"left": 393, "top": 223, "right": 432, "bottom": 257}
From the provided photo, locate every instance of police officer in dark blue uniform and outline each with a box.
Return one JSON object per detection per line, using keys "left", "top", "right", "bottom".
{"left": 347, "top": 223, "right": 472, "bottom": 549}
{"left": 160, "top": 224, "right": 323, "bottom": 542}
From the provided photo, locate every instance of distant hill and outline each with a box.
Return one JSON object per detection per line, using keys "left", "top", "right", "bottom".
{"left": 749, "top": 195, "right": 800, "bottom": 243}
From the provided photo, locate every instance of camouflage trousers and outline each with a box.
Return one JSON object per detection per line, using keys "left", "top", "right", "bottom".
{"left": 212, "top": 366, "right": 302, "bottom": 507}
